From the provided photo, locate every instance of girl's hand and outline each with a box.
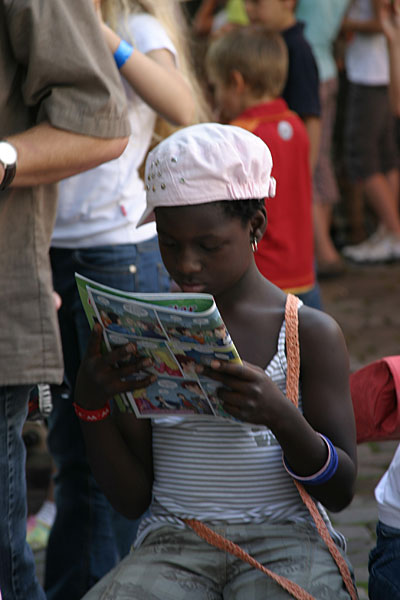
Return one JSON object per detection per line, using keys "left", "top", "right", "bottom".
{"left": 75, "top": 323, "right": 156, "bottom": 410}
{"left": 200, "top": 360, "right": 290, "bottom": 426}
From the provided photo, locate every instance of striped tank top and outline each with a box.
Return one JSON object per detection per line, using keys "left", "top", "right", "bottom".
{"left": 135, "top": 308, "right": 341, "bottom": 548}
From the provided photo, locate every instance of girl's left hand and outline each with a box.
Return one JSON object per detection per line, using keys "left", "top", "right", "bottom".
{"left": 200, "top": 360, "right": 289, "bottom": 425}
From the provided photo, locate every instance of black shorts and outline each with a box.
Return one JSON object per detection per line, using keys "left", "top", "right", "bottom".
{"left": 344, "top": 82, "right": 399, "bottom": 182}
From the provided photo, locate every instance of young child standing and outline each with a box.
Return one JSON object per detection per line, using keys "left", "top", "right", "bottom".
{"left": 206, "top": 26, "right": 319, "bottom": 307}
{"left": 244, "top": 0, "right": 321, "bottom": 172}
{"left": 75, "top": 123, "right": 357, "bottom": 600}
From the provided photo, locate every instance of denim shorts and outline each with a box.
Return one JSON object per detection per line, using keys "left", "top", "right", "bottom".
{"left": 82, "top": 521, "right": 355, "bottom": 599}
{"left": 369, "top": 520, "right": 400, "bottom": 600}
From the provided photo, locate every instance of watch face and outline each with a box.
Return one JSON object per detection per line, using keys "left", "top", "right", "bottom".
{"left": 0, "top": 141, "right": 18, "bottom": 167}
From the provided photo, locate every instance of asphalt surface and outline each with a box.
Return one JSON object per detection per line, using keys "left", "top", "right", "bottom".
{"left": 320, "top": 261, "right": 400, "bottom": 597}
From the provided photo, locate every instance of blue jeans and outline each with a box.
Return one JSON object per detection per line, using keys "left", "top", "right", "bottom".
{"left": 369, "top": 521, "right": 400, "bottom": 599}
{"left": 297, "top": 283, "right": 323, "bottom": 311}
{"left": 0, "top": 385, "right": 46, "bottom": 600}
{"left": 45, "top": 241, "right": 170, "bottom": 600}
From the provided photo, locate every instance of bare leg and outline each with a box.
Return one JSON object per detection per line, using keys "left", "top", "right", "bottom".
{"left": 363, "top": 169, "right": 400, "bottom": 236}
{"left": 387, "top": 167, "right": 400, "bottom": 212}
{"left": 342, "top": 169, "right": 400, "bottom": 262}
{"left": 313, "top": 202, "right": 342, "bottom": 265}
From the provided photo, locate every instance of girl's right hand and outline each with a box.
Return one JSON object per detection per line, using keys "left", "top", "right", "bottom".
{"left": 75, "top": 323, "right": 155, "bottom": 410}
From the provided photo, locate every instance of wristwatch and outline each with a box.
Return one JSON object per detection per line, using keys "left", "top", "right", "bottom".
{"left": 0, "top": 140, "right": 18, "bottom": 191}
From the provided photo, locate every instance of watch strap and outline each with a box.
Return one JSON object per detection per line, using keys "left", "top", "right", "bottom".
{"left": 0, "top": 162, "right": 16, "bottom": 191}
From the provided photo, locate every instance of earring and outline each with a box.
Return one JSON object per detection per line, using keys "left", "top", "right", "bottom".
{"left": 251, "top": 236, "right": 258, "bottom": 253}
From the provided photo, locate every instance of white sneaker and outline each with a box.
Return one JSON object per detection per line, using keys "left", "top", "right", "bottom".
{"left": 342, "top": 231, "right": 400, "bottom": 263}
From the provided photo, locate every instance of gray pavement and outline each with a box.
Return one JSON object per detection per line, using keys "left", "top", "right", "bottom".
{"left": 329, "top": 440, "right": 398, "bottom": 598}
{"left": 31, "top": 261, "right": 400, "bottom": 597}
{"left": 321, "top": 262, "right": 400, "bottom": 597}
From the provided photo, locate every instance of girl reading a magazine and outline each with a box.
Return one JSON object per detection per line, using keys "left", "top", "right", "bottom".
{"left": 76, "top": 123, "right": 358, "bottom": 599}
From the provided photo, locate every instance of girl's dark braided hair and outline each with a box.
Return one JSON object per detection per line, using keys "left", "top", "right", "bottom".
{"left": 217, "top": 199, "right": 266, "bottom": 225}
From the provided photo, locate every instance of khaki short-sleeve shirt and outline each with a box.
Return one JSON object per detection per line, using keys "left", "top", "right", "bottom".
{"left": 0, "top": 0, "right": 130, "bottom": 385}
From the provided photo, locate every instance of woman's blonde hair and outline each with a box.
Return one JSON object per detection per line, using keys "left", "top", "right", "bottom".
{"left": 206, "top": 26, "right": 289, "bottom": 100}
{"left": 101, "top": 0, "right": 211, "bottom": 131}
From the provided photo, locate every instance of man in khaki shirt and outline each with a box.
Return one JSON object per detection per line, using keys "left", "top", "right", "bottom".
{"left": 0, "top": 1, "right": 130, "bottom": 598}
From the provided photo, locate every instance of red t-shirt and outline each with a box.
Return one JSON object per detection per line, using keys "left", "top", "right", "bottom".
{"left": 231, "top": 98, "right": 315, "bottom": 293}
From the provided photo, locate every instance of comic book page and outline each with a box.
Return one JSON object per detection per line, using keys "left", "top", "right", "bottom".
{"left": 75, "top": 273, "right": 241, "bottom": 419}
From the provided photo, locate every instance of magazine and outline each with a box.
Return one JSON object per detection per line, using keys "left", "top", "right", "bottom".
{"left": 75, "top": 274, "right": 241, "bottom": 419}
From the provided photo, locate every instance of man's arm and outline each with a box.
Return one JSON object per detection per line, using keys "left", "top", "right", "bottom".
{"left": 342, "top": 0, "right": 383, "bottom": 33}
{"left": 1, "top": 0, "right": 131, "bottom": 188}
{"left": 192, "top": 0, "right": 219, "bottom": 35}
{"left": 302, "top": 116, "right": 321, "bottom": 174}
{"left": 3, "top": 122, "right": 128, "bottom": 187}
{"left": 388, "top": 37, "right": 400, "bottom": 116}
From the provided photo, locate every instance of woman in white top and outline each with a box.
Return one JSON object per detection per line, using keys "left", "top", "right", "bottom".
{"left": 46, "top": 3, "right": 209, "bottom": 599}
{"left": 341, "top": 0, "right": 400, "bottom": 263}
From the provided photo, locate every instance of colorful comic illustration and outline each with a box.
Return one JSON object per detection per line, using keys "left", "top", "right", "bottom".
{"left": 106, "top": 332, "right": 184, "bottom": 380}
{"left": 198, "top": 377, "right": 233, "bottom": 420}
{"left": 90, "top": 289, "right": 166, "bottom": 340}
{"left": 76, "top": 274, "right": 241, "bottom": 419}
{"left": 130, "top": 377, "right": 214, "bottom": 417}
{"left": 156, "top": 311, "right": 232, "bottom": 347}
{"left": 171, "top": 343, "right": 240, "bottom": 374}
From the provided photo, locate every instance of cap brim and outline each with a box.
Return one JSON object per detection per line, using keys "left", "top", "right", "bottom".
{"left": 136, "top": 207, "right": 155, "bottom": 228}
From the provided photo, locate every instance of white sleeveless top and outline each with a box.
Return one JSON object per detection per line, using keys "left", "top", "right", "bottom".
{"left": 52, "top": 14, "right": 176, "bottom": 248}
{"left": 375, "top": 444, "right": 400, "bottom": 529}
{"left": 345, "top": 0, "right": 389, "bottom": 85}
{"left": 135, "top": 307, "right": 343, "bottom": 548}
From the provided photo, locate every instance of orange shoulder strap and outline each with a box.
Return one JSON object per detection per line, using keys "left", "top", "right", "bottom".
{"left": 284, "top": 294, "right": 358, "bottom": 599}
{"left": 184, "top": 294, "right": 358, "bottom": 600}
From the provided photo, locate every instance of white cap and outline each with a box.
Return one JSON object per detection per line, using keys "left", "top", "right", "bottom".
{"left": 137, "top": 122, "right": 276, "bottom": 226}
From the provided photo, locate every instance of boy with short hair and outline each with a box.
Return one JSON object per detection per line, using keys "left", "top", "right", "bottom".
{"left": 245, "top": 0, "right": 321, "bottom": 171}
{"left": 206, "top": 25, "right": 320, "bottom": 307}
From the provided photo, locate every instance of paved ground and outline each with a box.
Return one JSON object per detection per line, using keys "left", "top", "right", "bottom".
{"left": 320, "top": 262, "right": 400, "bottom": 372}
{"left": 320, "top": 261, "right": 400, "bottom": 597}
{"left": 29, "top": 261, "right": 400, "bottom": 597}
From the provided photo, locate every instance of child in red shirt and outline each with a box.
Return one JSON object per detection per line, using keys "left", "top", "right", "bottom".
{"left": 206, "top": 25, "right": 321, "bottom": 307}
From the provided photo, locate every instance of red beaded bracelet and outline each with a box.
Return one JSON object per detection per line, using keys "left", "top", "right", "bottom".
{"left": 73, "top": 401, "right": 111, "bottom": 422}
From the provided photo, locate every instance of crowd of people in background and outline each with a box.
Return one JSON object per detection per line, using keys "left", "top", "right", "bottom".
{"left": 2, "top": 0, "right": 400, "bottom": 599}
{"left": 191, "top": 0, "right": 400, "bottom": 269}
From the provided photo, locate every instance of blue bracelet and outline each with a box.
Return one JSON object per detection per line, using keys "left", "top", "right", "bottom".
{"left": 282, "top": 433, "right": 339, "bottom": 486}
{"left": 114, "top": 39, "right": 134, "bottom": 69}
